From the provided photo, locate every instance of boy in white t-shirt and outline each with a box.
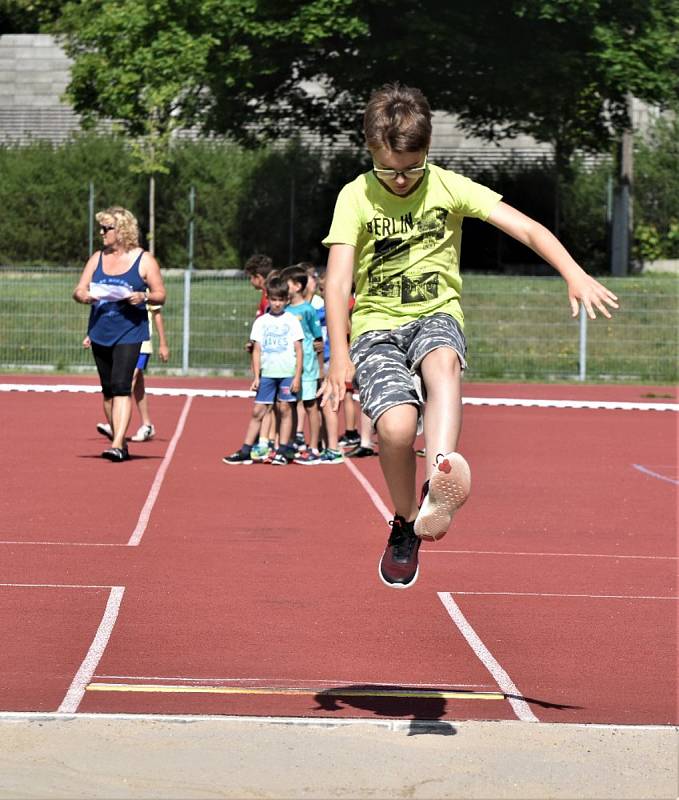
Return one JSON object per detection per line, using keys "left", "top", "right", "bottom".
{"left": 223, "top": 275, "right": 303, "bottom": 466}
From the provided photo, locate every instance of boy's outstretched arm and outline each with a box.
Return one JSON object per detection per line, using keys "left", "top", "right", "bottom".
{"left": 320, "top": 244, "right": 355, "bottom": 412}
{"left": 487, "top": 202, "right": 619, "bottom": 319}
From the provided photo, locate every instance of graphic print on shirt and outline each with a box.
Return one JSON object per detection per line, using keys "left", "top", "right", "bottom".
{"left": 262, "top": 321, "right": 294, "bottom": 354}
{"left": 368, "top": 207, "right": 448, "bottom": 304}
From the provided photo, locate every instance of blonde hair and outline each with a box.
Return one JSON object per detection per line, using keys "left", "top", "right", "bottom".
{"left": 95, "top": 206, "right": 140, "bottom": 250}
{"left": 364, "top": 83, "right": 432, "bottom": 154}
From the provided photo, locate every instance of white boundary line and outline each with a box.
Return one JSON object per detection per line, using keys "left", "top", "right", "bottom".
{"left": 127, "top": 396, "right": 193, "bottom": 546}
{"left": 1, "top": 382, "right": 676, "bottom": 411}
{"left": 0, "top": 709, "right": 674, "bottom": 731}
{"left": 633, "top": 463, "right": 679, "bottom": 486}
{"left": 447, "top": 591, "right": 678, "bottom": 601}
{"left": 344, "top": 459, "right": 535, "bottom": 722}
{"left": 57, "top": 586, "right": 125, "bottom": 713}
{"left": 422, "top": 549, "right": 677, "bottom": 560}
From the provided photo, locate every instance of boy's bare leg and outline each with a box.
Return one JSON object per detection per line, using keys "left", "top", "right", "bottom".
{"left": 419, "top": 348, "right": 463, "bottom": 479}
{"left": 306, "top": 401, "right": 321, "bottom": 450}
{"left": 244, "top": 403, "right": 270, "bottom": 445}
{"left": 416, "top": 349, "right": 470, "bottom": 541}
{"left": 375, "top": 404, "right": 419, "bottom": 521}
{"left": 277, "top": 400, "right": 293, "bottom": 448}
{"left": 321, "top": 403, "right": 339, "bottom": 450}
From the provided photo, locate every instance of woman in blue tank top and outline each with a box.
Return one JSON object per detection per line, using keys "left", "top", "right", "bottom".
{"left": 73, "top": 206, "right": 166, "bottom": 461}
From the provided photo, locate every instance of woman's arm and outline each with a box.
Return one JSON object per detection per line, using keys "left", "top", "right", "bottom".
{"left": 72, "top": 253, "right": 99, "bottom": 304}
{"left": 136, "top": 252, "right": 166, "bottom": 306}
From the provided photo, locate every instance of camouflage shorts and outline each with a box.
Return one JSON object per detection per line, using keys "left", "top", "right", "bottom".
{"left": 349, "top": 313, "right": 467, "bottom": 425}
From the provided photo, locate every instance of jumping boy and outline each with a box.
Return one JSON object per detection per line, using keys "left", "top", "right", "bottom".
{"left": 223, "top": 275, "right": 303, "bottom": 466}
{"left": 320, "top": 83, "right": 619, "bottom": 589}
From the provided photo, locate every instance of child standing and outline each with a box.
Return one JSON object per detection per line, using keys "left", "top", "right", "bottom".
{"left": 280, "top": 264, "right": 343, "bottom": 465}
{"left": 223, "top": 275, "right": 303, "bottom": 466}
{"left": 321, "top": 83, "right": 619, "bottom": 589}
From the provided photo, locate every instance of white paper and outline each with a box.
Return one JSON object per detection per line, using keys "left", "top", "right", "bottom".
{"left": 89, "top": 282, "right": 133, "bottom": 301}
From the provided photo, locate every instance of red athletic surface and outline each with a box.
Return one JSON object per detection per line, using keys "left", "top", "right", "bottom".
{"left": 0, "top": 376, "right": 676, "bottom": 725}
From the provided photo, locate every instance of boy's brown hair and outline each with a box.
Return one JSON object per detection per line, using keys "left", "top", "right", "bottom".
{"left": 244, "top": 253, "right": 273, "bottom": 277}
{"left": 363, "top": 83, "right": 432, "bottom": 154}
{"left": 279, "top": 264, "right": 308, "bottom": 293}
{"left": 265, "top": 273, "right": 288, "bottom": 300}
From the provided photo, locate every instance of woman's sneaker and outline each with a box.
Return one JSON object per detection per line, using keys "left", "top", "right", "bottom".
{"left": 414, "top": 452, "right": 471, "bottom": 541}
{"left": 131, "top": 424, "right": 155, "bottom": 442}
{"left": 379, "top": 515, "right": 420, "bottom": 588}
{"left": 96, "top": 422, "right": 113, "bottom": 440}
{"left": 338, "top": 430, "right": 360, "bottom": 449}
{"left": 101, "top": 446, "right": 130, "bottom": 462}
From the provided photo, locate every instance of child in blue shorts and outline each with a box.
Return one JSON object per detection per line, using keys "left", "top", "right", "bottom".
{"left": 223, "top": 275, "right": 303, "bottom": 466}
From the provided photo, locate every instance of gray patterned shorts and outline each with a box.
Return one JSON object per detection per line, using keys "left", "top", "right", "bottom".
{"left": 349, "top": 312, "right": 467, "bottom": 425}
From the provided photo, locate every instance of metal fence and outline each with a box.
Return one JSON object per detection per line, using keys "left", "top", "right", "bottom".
{"left": 1, "top": 268, "right": 677, "bottom": 383}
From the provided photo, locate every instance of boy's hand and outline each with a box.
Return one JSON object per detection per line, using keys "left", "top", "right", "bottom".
{"left": 567, "top": 273, "right": 619, "bottom": 319}
{"left": 250, "top": 377, "right": 260, "bottom": 392}
{"left": 313, "top": 340, "right": 324, "bottom": 353}
{"left": 320, "top": 355, "right": 355, "bottom": 412}
{"left": 291, "top": 376, "right": 301, "bottom": 394}
{"left": 245, "top": 340, "right": 254, "bottom": 353}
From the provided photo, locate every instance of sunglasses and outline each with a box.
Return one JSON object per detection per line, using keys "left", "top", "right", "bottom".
{"left": 99, "top": 225, "right": 115, "bottom": 234}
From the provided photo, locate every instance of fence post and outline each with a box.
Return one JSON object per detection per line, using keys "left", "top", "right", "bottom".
{"left": 187, "top": 185, "right": 195, "bottom": 271}
{"left": 88, "top": 181, "right": 94, "bottom": 254}
{"left": 578, "top": 303, "right": 588, "bottom": 381}
{"left": 182, "top": 269, "right": 191, "bottom": 375}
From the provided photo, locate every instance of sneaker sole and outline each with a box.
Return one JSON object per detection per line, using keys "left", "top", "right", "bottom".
{"left": 377, "top": 556, "right": 419, "bottom": 589}
{"left": 414, "top": 452, "right": 471, "bottom": 541}
{"left": 222, "top": 459, "right": 253, "bottom": 465}
{"left": 96, "top": 425, "right": 113, "bottom": 441}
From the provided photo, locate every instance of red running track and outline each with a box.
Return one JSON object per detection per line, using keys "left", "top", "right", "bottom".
{"left": 0, "top": 378, "right": 676, "bottom": 725}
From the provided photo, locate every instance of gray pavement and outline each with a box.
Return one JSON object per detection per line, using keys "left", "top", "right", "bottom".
{"left": 0, "top": 713, "right": 677, "bottom": 799}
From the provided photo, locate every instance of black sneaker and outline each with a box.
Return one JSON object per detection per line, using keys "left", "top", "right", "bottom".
{"left": 338, "top": 430, "right": 360, "bottom": 448}
{"left": 222, "top": 450, "right": 253, "bottom": 465}
{"left": 378, "top": 515, "right": 421, "bottom": 589}
{"left": 102, "top": 447, "right": 130, "bottom": 462}
{"left": 348, "top": 446, "right": 377, "bottom": 458}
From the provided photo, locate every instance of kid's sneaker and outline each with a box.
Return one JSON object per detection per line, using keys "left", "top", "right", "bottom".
{"left": 379, "top": 515, "right": 420, "bottom": 588}
{"left": 414, "top": 452, "right": 471, "bottom": 541}
{"left": 251, "top": 442, "right": 272, "bottom": 462}
{"left": 222, "top": 450, "right": 253, "bottom": 465}
{"left": 338, "top": 430, "right": 360, "bottom": 448}
{"left": 131, "top": 423, "right": 155, "bottom": 442}
{"left": 318, "top": 448, "right": 344, "bottom": 465}
{"left": 270, "top": 452, "right": 289, "bottom": 466}
{"left": 294, "top": 448, "right": 322, "bottom": 465}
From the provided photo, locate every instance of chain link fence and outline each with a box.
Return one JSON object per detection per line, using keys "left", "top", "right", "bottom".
{"left": 1, "top": 267, "right": 676, "bottom": 383}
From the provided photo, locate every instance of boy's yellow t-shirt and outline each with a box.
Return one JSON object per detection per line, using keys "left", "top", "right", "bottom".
{"left": 322, "top": 163, "right": 502, "bottom": 341}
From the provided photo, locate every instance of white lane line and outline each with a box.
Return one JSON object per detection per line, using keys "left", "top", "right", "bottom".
{"left": 633, "top": 464, "right": 679, "bottom": 486}
{"left": 57, "top": 586, "right": 125, "bottom": 714}
{"left": 422, "top": 549, "right": 677, "bottom": 560}
{"left": 0, "top": 582, "right": 116, "bottom": 589}
{"left": 449, "top": 591, "right": 678, "bottom": 601}
{"left": 0, "top": 540, "right": 126, "bottom": 547}
{"left": 128, "top": 396, "right": 193, "bottom": 546}
{"left": 345, "top": 460, "right": 530, "bottom": 718}
{"left": 343, "top": 458, "right": 392, "bottom": 520}
{"left": 438, "top": 592, "right": 538, "bottom": 723}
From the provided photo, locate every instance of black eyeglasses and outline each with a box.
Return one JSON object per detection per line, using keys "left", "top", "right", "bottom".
{"left": 99, "top": 225, "right": 115, "bottom": 234}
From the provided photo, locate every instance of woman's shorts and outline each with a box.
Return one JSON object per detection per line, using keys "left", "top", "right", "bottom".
{"left": 349, "top": 312, "right": 467, "bottom": 425}
{"left": 255, "top": 376, "right": 297, "bottom": 404}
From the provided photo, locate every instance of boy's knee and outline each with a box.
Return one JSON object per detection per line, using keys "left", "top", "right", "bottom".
{"left": 376, "top": 406, "right": 418, "bottom": 447}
